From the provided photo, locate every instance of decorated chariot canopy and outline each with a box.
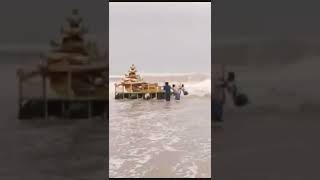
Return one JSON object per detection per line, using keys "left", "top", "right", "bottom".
{"left": 122, "top": 64, "right": 143, "bottom": 83}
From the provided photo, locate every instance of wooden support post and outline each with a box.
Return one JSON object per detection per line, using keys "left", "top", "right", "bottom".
{"left": 88, "top": 100, "right": 92, "bottom": 120}
{"left": 122, "top": 85, "right": 124, "bottom": 99}
{"left": 67, "top": 71, "right": 72, "bottom": 99}
{"left": 87, "top": 89, "right": 92, "bottom": 120}
{"left": 62, "top": 101, "right": 65, "bottom": 118}
{"left": 67, "top": 71, "right": 72, "bottom": 119}
{"left": 42, "top": 68, "right": 48, "bottom": 120}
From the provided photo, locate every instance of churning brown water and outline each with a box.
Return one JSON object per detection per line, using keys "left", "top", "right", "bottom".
{"left": 109, "top": 75, "right": 211, "bottom": 178}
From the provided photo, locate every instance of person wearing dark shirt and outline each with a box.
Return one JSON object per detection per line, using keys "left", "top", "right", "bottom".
{"left": 226, "top": 72, "right": 237, "bottom": 99}
{"left": 213, "top": 77, "right": 227, "bottom": 122}
{"left": 163, "top": 82, "right": 172, "bottom": 101}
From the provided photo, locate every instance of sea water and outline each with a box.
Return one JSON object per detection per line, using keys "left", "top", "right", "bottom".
{"left": 0, "top": 53, "right": 211, "bottom": 178}
{"left": 0, "top": 54, "right": 107, "bottom": 179}
{"left": 109, "top": 73, "right": 211, "bottom": 178}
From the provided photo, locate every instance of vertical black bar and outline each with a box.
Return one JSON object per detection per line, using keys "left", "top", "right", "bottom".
{"left": 211, "top": 0, "right": 214, "bottom": 178}
{"left": 106, "top": 1, "right": 110, "bottom": 179}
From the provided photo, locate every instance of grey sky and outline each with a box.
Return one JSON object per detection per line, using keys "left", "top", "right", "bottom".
{"left": 109, "top": 2, "right": 211, "bottom": 75}
{"left": 214, "top": 0, "right": 320, "bottom": 41}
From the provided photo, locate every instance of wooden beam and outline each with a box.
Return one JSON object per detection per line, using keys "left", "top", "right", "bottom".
{"left": 48, "top": 64, "right": 107, "bottom": 72}
{"left": 122, "top": 85, "right": 124, "bottom": 99}
{"left": 66, "top": 71, "right": 72, "bottom": 119}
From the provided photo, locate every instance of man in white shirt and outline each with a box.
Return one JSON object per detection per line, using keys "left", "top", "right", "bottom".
{"left": 172, "top": 84, "right": 181, "bottom": 100}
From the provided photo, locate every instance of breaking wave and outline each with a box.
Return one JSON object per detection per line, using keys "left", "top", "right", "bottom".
{"left": 222, "top": 56, "right": 320, "bottom": 113}
{"left": 110, "top": 72, "right": 209, "bottom": 82}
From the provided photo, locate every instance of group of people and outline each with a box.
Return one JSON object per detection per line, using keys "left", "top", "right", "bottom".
{"left": 163, "top": 82, "right": 188, "bottom": 101}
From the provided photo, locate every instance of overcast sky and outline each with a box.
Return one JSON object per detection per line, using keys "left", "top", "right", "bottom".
{"left": 214, "top": 0, "right": 320, "bottom": 41}
{"left": 1, "top": 0, "right": 320, "bottom": 44}
{"left": 0, "top": 0, "right": 107, "bottom": 44}
{"left": 109, "top": 2, "right": 211, "bottom": 75}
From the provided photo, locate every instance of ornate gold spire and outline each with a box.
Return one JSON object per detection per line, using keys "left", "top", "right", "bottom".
{"left": 122, "top": 65, "right": 143, "bottom": 82}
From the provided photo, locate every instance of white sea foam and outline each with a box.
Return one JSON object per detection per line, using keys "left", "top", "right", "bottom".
{"left": 109, "top": 158, "right": 126, "bottom": 171}
{"left": 110, "top": 72, "right": 209, "bottom": 82}
{"left": 109, "top": 96, "right": 211, "bottom": 178}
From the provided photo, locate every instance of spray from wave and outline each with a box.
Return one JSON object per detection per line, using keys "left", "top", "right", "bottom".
{"left": 109, "top": 73, "right": 211, "bottom": 98}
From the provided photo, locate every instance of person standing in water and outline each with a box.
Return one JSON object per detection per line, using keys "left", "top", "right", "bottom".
{"left": 163, "top": 82, "right": 172, "bottom": 101}
{"left": 212, "top": 71, "right": 239, "bottom": 123}
{"left": 226, "top": 72, "right": 237, "bottom": 99}
{"left": 226, "top": 71, "right": 248, "bottom": 106}
{"left": 180, "top": 84, "right": 188, "bottom": 95}
{"left": 212, "top": 76, "right": 227, "bottom": 122}
{"left": 172, "top": 84, "right": 181, "bottom": 100}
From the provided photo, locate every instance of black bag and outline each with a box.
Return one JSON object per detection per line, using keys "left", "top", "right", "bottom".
{"left": 233, "top": 93, "right": 249, "bottom": 106}
{"left": 183, "top": 91, "right": 189, "bottom": 95}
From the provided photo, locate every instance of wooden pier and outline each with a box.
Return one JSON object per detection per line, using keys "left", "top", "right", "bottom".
{"left": 17, "top": 65, "right": 108, "bottom": 120}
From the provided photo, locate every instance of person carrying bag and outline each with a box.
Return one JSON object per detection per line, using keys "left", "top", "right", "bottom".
{"left": 226, "top": 72, "right": 249, "bottom": 107}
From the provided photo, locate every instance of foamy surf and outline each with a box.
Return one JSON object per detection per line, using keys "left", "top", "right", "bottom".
{"left": 109, "top": 97, "right": 211, "bottom": 178}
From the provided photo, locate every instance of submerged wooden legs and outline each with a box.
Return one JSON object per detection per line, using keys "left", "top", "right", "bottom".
{"left": 42, "top": 71, "right": 48, "bottom": 120}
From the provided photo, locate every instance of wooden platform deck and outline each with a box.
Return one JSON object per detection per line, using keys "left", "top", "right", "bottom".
{"left": 114, "top": 81, "right": 166, "bottom": 100}
{"left": 17, "top": 64, "right": 108, "bottom": 120}
{"left": 115, "top": 92, "right": 165, "bottom": 100}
